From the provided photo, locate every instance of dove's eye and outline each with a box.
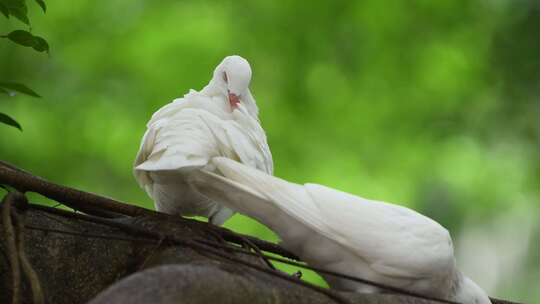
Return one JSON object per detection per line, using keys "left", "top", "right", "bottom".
{"left": 223, "top": 72, "right": 228, "bottom": 83}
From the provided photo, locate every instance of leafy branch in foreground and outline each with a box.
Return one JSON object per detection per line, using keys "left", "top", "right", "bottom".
{"left": 1, "top": 30, "right": 49, "bottom": 53}
{"left": 0, "top": 81, "right": 41, "bottom": 130}
{"left": 0, "top": 82, "right": 41, "bottom": 97}
{"left": 0, "top": 0, "right": 49, "bottom": 130}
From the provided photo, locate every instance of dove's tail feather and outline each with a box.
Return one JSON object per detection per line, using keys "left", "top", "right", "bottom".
{"left": 208, "top": 157, "right": 323, "bottom": 235}
{"left": 186, "top": 167, "right": 282, "bottom": 225}
{"left": 189, "top": 157, "right": 317, "bottom": 238}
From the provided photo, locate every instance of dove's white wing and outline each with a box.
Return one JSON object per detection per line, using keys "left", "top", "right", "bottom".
{"left": 134, "top": 94, "right": 209, "bottom": 184}
{"left": 187, "top": 169, "right": 281, "bottom": 221}
{"left": 187, "top": 167, "right": 301, "bottom": 240}
{"left": 206, "top": 157, "right": 454, "bottom": 279}
{"left": 133, "top": 108, "right": 259, "bottom": 224}
{"left": 133, "top": 111, "right": 212, "bottom": 200}
{"left": 134, "top": 107, "right": 272, "bottom": 186}
{"left": 135, "top": 109, "right": 220, "bottom": 172}
{"left": 305, "top": 184, "right": 455, "bottom": 278}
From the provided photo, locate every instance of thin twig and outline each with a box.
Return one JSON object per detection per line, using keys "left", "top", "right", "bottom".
{"left": 238, "top": 235, "right": 276, "bottom": 270}
{"left": 0, "top": 165, "right": 148, "bottom": 218}
{"left": 28, "top": 205, "right": 164, "bottom": 240}
{"left": 36, "top": 211, "right": 83, "bottom": 230}
{"left": 204, "top": 222, "right": 299, "bottom": 260}
{"left": 0, "top": 160, "right": 32, "bottom": 176}
{"left": 13, "top": 210, "right": 45, "bottom": 304}
{"left": 2, "top": 192, "right": 22, "bottom": 304}
{"left": 29, "top": 203, "right": 299, "bottom": 260}
{"left": 489, "top": 298, "right": 525, "bottom": 304}
{"left": 204, "top": 226, "right": 228, "bottom": 244}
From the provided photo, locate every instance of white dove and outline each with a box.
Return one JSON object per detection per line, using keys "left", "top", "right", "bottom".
{"left": 188, "top": 157, "right": 492, "bottom": 304}
{"left": 134, "top": 56, "right": 273, "bottom": 225}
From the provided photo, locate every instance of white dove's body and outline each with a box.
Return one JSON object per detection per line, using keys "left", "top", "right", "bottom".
{"left": 134, "top": 56, "right": 273, "bottom": 225}
{"left": 188, "top": 157, "right": 491, "bottom": 304}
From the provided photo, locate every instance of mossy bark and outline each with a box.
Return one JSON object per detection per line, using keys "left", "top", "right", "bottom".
{"left": 0, "top": 203, "right": 440, "bottom": 304}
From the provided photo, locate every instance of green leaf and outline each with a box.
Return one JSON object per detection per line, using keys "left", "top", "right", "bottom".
{"left": 31, "top": 35, "right": 49, "bottom": 52}
{"left": 4, "top": 0, "right": 29, "bottom": 25}
{"left": 0, "top": 87, "right": 9, "bottom": 95}
{"left": 2, "top": 29, "right": 34, "bottom": 46}
{"left": 34, "top": 0, "right": 45, "bottom": 12}
{"left": 0, "top": 2, "right": 9, "bottom": 18}
{"left": 0, "top": 112, "right": 22, "bottom": 131}
{"left": 0, "top": 82, "right": 41, "bottom": 97}
{"left": 1, "top": 30, "right": 49, "bottom": 53}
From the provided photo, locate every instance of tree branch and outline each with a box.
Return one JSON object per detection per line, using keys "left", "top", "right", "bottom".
{"left": 0, "top": 161, "right": 299, "bottom": 260}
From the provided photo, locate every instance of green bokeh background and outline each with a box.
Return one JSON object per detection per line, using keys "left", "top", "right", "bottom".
{"left": 1, "top": 1, "right": 538, "bottom": 302}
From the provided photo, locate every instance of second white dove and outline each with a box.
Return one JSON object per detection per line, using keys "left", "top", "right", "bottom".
{"left": 188, "top": 157, "right": 492, "bottom": 304}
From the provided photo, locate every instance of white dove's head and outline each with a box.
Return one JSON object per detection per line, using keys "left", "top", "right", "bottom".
{"left": 454, "top": 275, "right": 492, "bottom": 304}
{"left": 212, "top": 55, "right": 259, "bottom": 118}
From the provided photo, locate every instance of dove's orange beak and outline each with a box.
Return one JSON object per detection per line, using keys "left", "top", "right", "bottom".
{"left": 228, "top": 93, "right": 240, "bottom": 109}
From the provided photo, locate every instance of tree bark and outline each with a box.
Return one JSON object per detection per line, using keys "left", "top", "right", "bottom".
{"left": 0, "top": 203, "right": 434, "bottom": 304}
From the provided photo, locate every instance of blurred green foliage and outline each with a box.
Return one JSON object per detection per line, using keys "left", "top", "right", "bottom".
{"left": 0, "top": 0, "right": 538, "bottom": 302}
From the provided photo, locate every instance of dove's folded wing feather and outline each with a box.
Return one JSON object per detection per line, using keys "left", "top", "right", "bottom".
{"left": 209, "top": 157, "right": 454, "bottom": 280}
{"left": 187, "top": 169, "right": 282, "bottom": 222}
{"left": 305, "top": 184, "right": 455, "bottom": 279}
{"left": 134, "top": 107, "right": 272, "bottom": 197}
{"left": 135, "top": 109, "right": 220, "bottom": 172}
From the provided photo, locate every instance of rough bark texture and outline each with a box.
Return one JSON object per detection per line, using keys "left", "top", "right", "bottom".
{"left": 0, "top": 204, "right": 436, "bottom": 304}
{"left": 0, "top": 161, "right": 521, "bottom": 304}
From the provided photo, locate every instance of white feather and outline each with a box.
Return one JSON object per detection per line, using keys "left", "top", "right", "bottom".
{"left": 133, "top": 56, "right": 273, "bottom": 225}
{"left": 188, "top": 157, "right": 492, "bottom": 304}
